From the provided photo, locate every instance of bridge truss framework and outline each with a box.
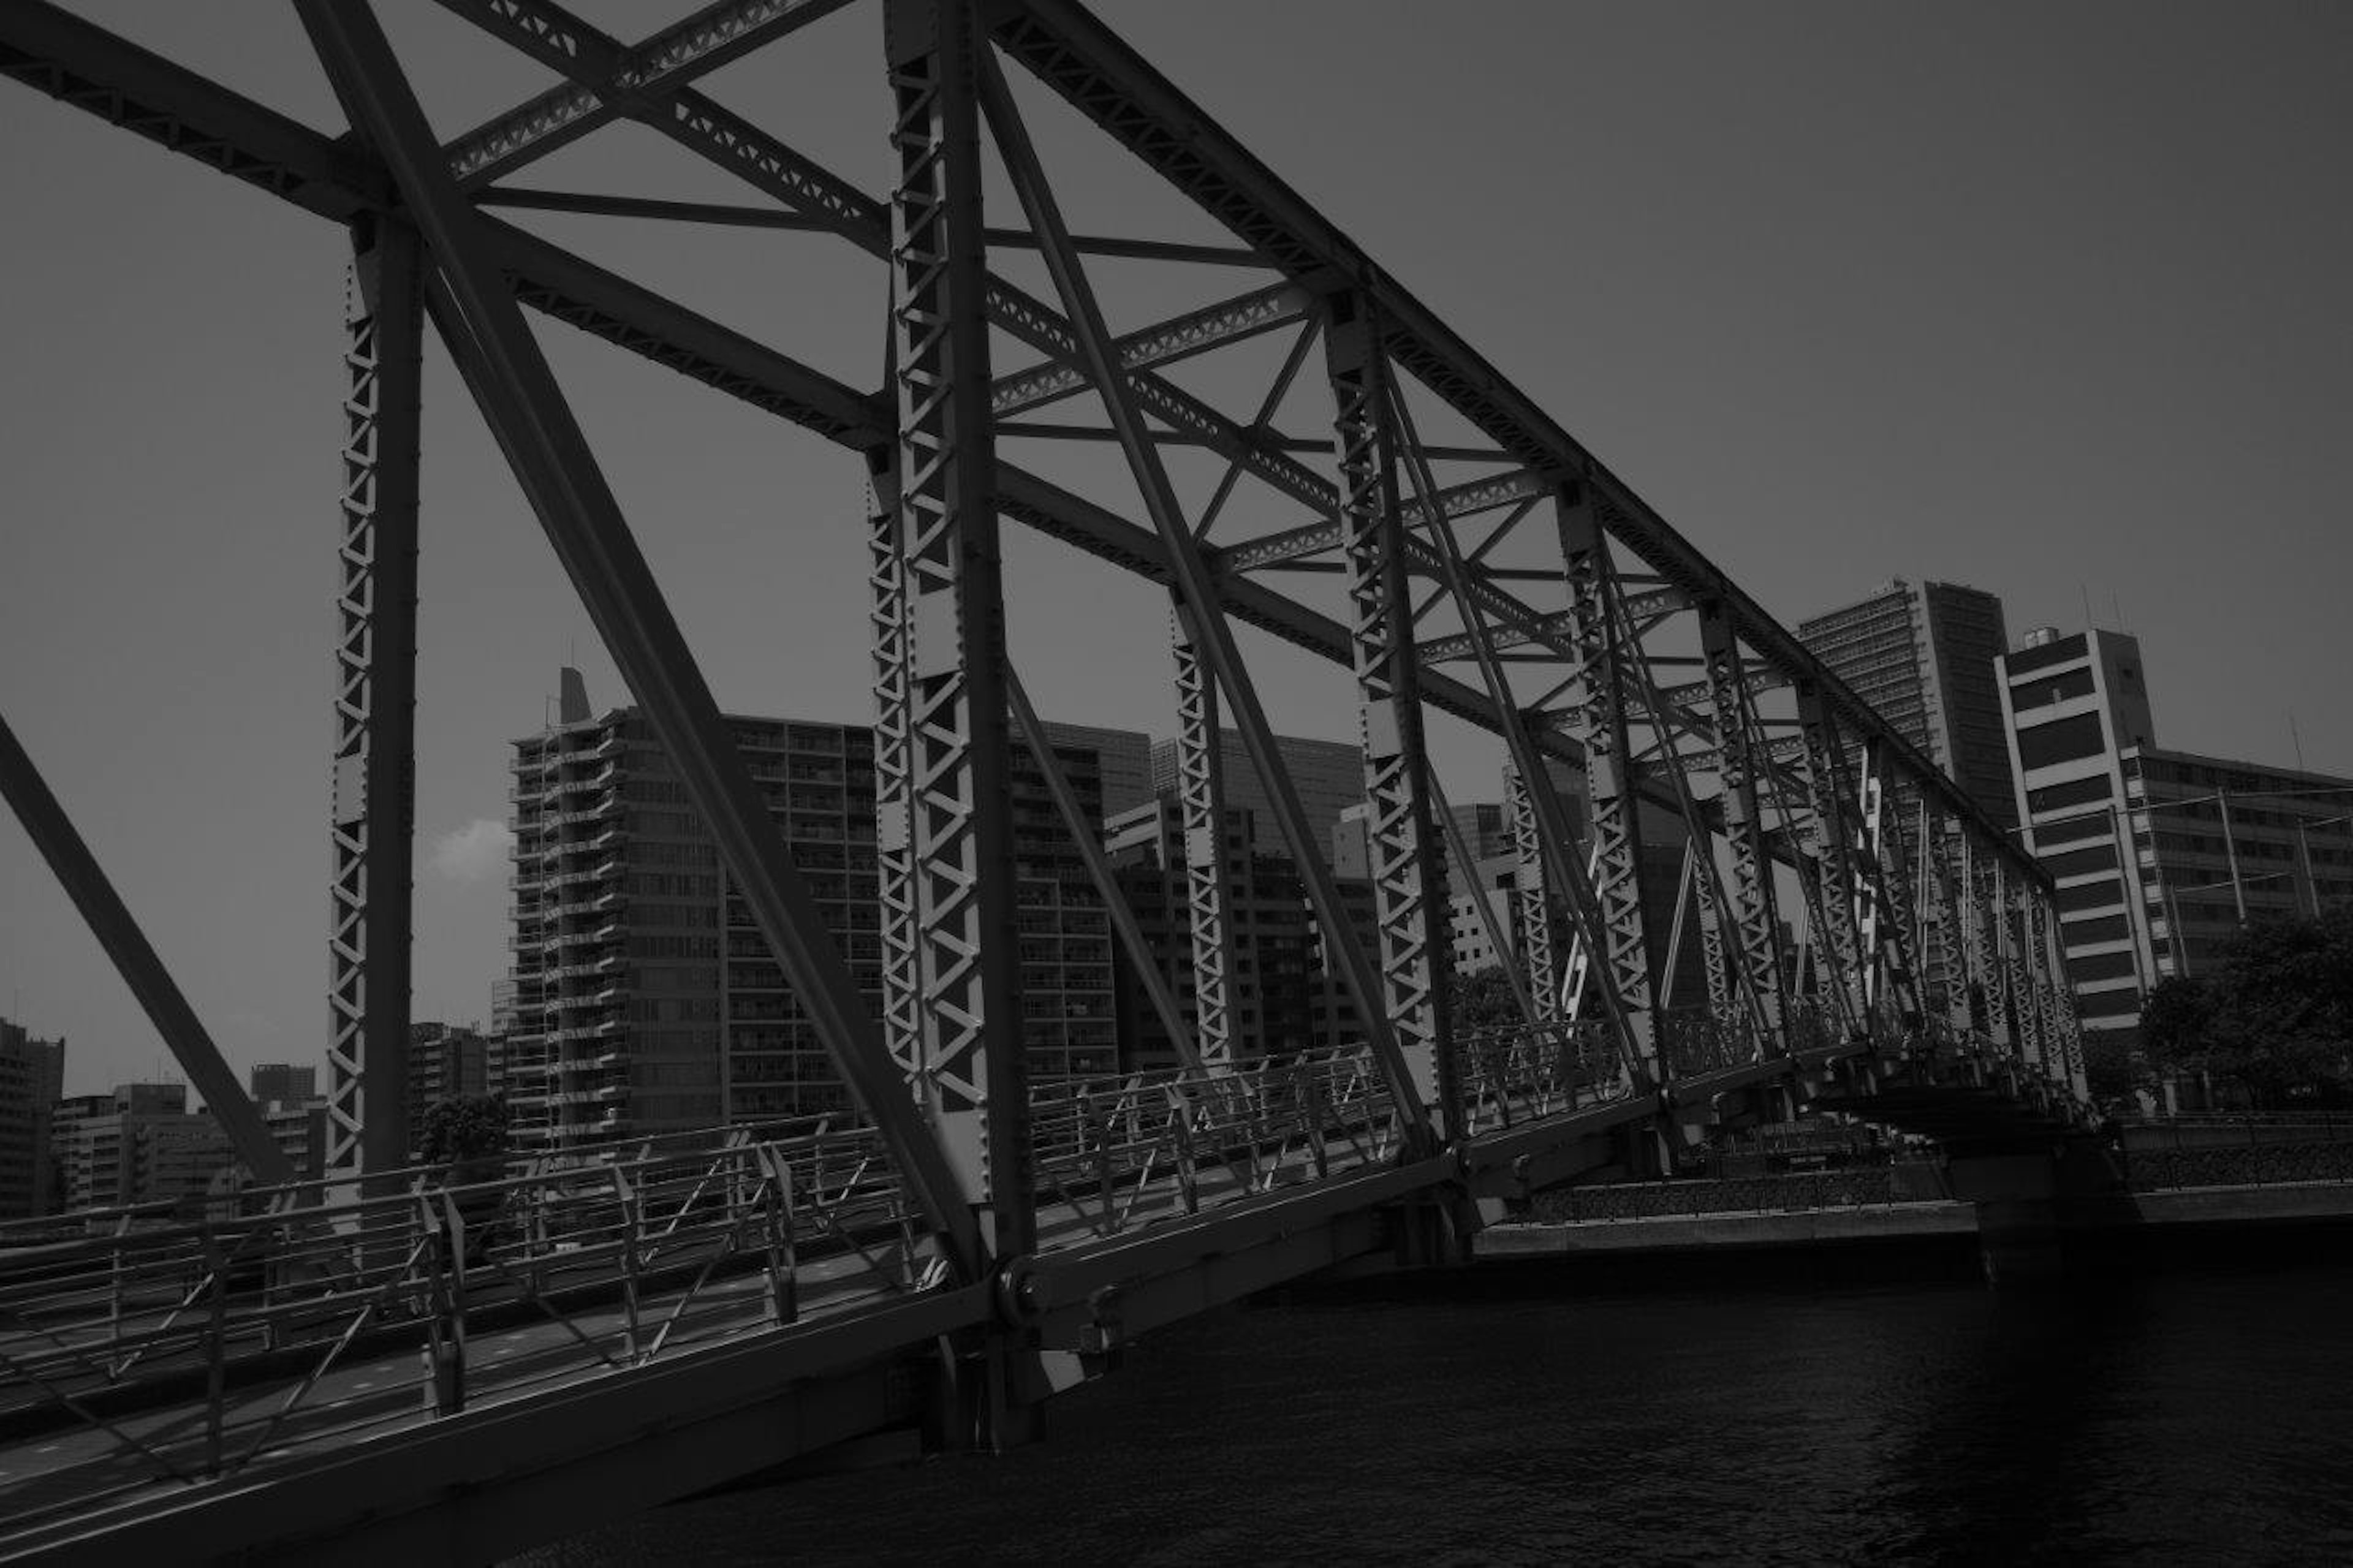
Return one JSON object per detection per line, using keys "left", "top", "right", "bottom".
{"left": 0, "top": 0, "right": 2089, "bottom": 1555}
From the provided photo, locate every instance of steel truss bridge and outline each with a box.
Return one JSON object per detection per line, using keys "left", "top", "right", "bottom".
{"left": 0, "top": 0, "right": 2090, "bottom": 1559}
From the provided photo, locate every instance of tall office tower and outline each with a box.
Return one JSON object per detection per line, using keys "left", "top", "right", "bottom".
{"left": 1798, "top": 578, "right": 2018, "bottom": 833}
{"left": 507, "top": 677, "right": 1116, "bottom": 1151}
{"left": 1998, "top": 626, "right": 2353, "bottom": 1042}
{"left": 247, "top": 1063, "right": 317, "bottom": 1105}
{"left": 0, "top": 1020, "right": 65, "bottom": 1218}
{"left": 1149, "top": 730, "right": 1365, "bottom": 865}
{"left": 1039, "top": 721, "right": 1155, "bottom": 820}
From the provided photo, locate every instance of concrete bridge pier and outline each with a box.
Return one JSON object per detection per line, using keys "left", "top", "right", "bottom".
{"left": 1947, "top": 1137, "right": 2124, "bottom": 1286}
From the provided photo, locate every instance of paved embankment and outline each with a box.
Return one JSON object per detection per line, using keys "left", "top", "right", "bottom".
{"left": 1475, "top": 1182, "right": 2353, "bottom": 1261}
{"left": 1477, "top": 1202, "right": 1973, "bottom": 1257}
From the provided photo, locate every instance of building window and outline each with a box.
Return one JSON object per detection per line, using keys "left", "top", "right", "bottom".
{"left": 2016, "top": 713, "right": 2109, "bottom": 771}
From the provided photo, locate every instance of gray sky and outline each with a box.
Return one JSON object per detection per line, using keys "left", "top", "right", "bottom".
{"left": 3, "top": 2, "right": 2348, "bottom": 1096}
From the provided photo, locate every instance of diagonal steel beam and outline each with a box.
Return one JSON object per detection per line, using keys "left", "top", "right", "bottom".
{"left": 993, "top": 0, "right": 2043, "bottom": 887}
{"left": 0, "top": 711, "right": 294, "bottom": 1183}
{"left": 1381, "top": 395, "right": 1644, "bottom": 1074}
{"left": 973, "top": 47, "right": 1430, "bottom": 1138}
{"left": 295, "top": 0, "right": 984, "bottom": 1276}
{"left": 0, "top": 5, "right": 1756, "bottom": 898}
{"left": 439, "top": 0, "right": 857, "bottom": 187}
{"left": 1004, "top": 666, "right": 1202, "bottom": 1074}
{"left": 439, "top": 0, "right": 1351, "bottom": 523}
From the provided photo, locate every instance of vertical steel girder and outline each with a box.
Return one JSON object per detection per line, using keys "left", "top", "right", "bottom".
{"left": 1697, "top": 599, "right": 1789, "bottom": 1037}
{"left": 2024, "top": 888, "right": 2063, "bottom": 1077}
{"left": 1381, "top": 422, "right": 1641, "bottom": 1075}
{"left": 2004, "top": 873, "right": 2047, "bottom": 1071}
{"left": 865, "top": 458, "right": 923, "bottom": 1084}
{"left": 0, "top": 712, "right": 295, "bottom": 1183}
{"left": 1169, "top": 607, "right": 1237, "bottom": 1065}
{"left": 1506, "top": 767, "right": 1562, "bottom": 1022}
{"left": 972, "top": 46, "right": 1431, "bottom": 1137}
{"left": 2036, "top": 892, "right": 2086, "bottom": 1093}
{"left": 1602, "top": 589, "right": 1773, "bottom": 1058}
{"left": 1553, "top": 490, "right": 1657, "bottom": 1058}
{"left": 325, "top": 215, "right": 422, "bottom": 1184}
{"left": 1792, "top": 682, "right": 1871, "bottom": 1034}
{"left": 1963, "top": 835, "right": 2010, "bottom": 1053}
{"left": 294, "top": 0, "right": 983, "bottom": 1275}
{"left": 1324, "top": 290, "right": 1457, "bottom": 1135}
{"left": 1981, "top": 855, "right": 2018, "bottom": 1058}
{"left": 1922, "top": 810, "right": 1976, "bottom": 1040}
{"left": 882, "top": 0, "right": 1030, "bottom": 1259}
{"left": 1857, "top": 741, "right": 1927, "bottom": 1031}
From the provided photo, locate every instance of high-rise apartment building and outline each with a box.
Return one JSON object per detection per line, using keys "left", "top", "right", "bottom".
{"left": 507, "top": 680, "right": 1116, "bottom": 1151}
{"left": 1998, "top": 626, "right": 2353, "bottom": 1040}
{"left": 1798, "top": 579, "right": 2018, "bottom": 832}
{"left": 0, "top": 1020, "right": 65, "bottom": 1218}
{"left": 406, "top": 1023, "right": 493, "bottom": 1159}
{"left": 1107, "top": 798, "right": 1371, "bottom": 1070}
{"left": 1149, "top": 730, "right": 1364, "bottom": 866}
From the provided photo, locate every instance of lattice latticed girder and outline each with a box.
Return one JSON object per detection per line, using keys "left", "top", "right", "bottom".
{"left": 866, "top": 458, "right": 923, "bottom": 1085}
{"left": 326, "top": 219, "right": 422, "bottom": 1183}
{"left": 883, "top": 0, "right": 1028, "bottom": 1251}
{"left": 1697, "top": 599, "right": 1789, "bottom": 1040}
{"left": 1324, "top": 294, "right": 1454, "bottom": 1127}
{"left": 1170, "top": 604, "right": 1237, "bottom": 1064}
{"left": 1507, "top": 767, "right": 1561, "bottom": 1022}
{"left": 1553, "top": 491, "right": 1656, "bottom": 1064}
{"left": 1792, "top": 682, "right": 1873, "bottom": 1038}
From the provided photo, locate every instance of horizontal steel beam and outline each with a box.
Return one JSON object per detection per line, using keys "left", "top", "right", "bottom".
{"left": 990, "top": 282, "right": 1311, "bottom": 415}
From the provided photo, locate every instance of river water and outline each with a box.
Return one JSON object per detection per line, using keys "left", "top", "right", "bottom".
{"left": 526, "top": 1251, "right": 2353, "bottom": 1565}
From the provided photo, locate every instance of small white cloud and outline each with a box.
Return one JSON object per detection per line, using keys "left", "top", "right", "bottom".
{"left": 428, "top": 819, "right": 513, "bottom": 884}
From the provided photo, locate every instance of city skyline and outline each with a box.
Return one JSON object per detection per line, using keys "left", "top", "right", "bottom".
{"left": 4, "top": 2, "right": 2350, "bottom": 1093}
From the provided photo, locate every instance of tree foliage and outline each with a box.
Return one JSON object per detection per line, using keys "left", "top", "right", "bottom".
{"left": 2140, "top": 909, "right": 2353, "bottom": 1106}
{"left": 1447, "top": 965, "right": 1526, "bottom": 1032}
{"left": 418, "top": 1094, "right": 510, "bottom": 1168}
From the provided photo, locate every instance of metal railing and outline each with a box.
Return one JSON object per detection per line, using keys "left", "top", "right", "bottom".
{"left": 2123, "top": 1139, "right": 2353, "bottom": 1192}
{"left": 1532, "top": 1164, "right": 1949, "bottom": 1223}
{"left": 1026, "top": 1044, "right": 1406, "bottom": 1243}
{"left": 1456, "top": 1020, "right": 1635, "bottom": 1134}
{"left": 0, "top": 1115, "right": 920, "bottom": 1529}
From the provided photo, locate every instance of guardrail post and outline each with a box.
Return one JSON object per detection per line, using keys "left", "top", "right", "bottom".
{"left": 203, "top": 1227, "right": 229, "bottom": 1476}
{"left": 765, "top": 1148, "right": 799, "bottom": 1325}
{"left": 1302, "top": 1064, "right": 1330, "bottom": 1180}
{"left": 106, "top": 1212, "right": 132, "bottom": 1376}
{"left": 1168, "top": 1086, "right": 1201, "bottom": 1215}
{"left": 432, "top": 1191, "right": 469, "bottom": 1415}
{"left": 614, "top": 1167, "right": 642, "bottom": 1362}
